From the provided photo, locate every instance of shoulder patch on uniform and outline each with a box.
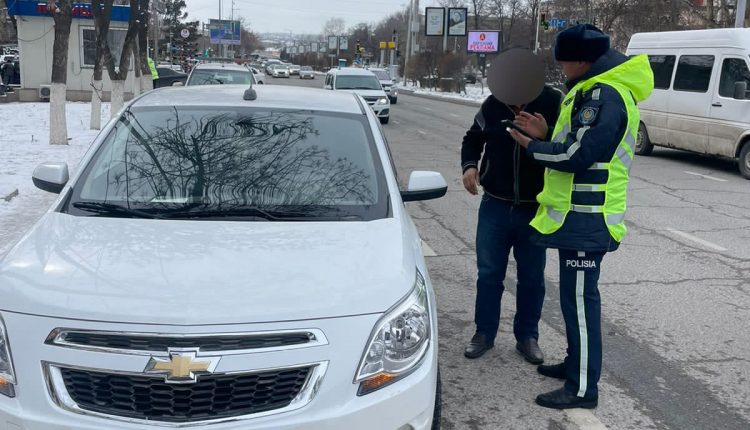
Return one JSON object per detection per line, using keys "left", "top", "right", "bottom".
{"left": 579, "top": 107, "right": 599, "bottom": 125}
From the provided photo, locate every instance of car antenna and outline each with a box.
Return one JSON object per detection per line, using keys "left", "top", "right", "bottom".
{"left": 243, "top": 84, "right": 257, "bottom": 101}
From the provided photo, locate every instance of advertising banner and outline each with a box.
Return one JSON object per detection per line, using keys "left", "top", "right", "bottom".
{"left": 209, "top": 19, "right": 241, "bottom": 45}
{"left": 447, "top": 8, "right": 467, "bottom": 36}
{"left": 467, "top": 31, "right": 501, "bottom": 53}
{"left": 425, "top": 7, "right": 445, "bottom": 36}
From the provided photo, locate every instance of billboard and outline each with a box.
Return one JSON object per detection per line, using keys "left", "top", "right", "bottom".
{"left": 447, "top": 8, "right": 467, "bottom": 36}
{"left": 467, "top": 31, "right": 501, "bottom": 53}
{"left": 425, "top": 7, "right": 445, "bottom": 36}
{"left": 209, "top": 19, "right": 241, "bottom": 45}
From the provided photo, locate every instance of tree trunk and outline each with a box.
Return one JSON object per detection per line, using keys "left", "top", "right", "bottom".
{"left": 137, "top": 0, "right": 152, "bottom": 93}
{"left": 111, "top": 80, "right": 125, "bottom": 113}
{"left": 90, "top": 1, "right": 107, "bottom": 130}
{"left": 90, "top": 78, "right": 103, "bottom": 130}
{"left": 49, "top": 1, "right": 72, "bottom": 145}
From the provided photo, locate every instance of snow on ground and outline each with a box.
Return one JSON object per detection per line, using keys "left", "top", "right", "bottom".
{"left": 0, "top": 102, "right": 110, "bottom": 255}
{"left": 396, "top": 81, "right": 489, "bottom": 104}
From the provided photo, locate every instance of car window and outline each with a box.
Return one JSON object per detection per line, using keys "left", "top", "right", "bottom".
{"left": 68, "top": 107, "right": 388, "bottom": 221}
{"left": 673, "top": 55, "right": 714, "bottom": 93}
{"left": 718, "top": 58, "right": 750, "bottom": 99}
{"left": 187, "top": 69, "right": 252, "bottom": 85}
{"left": 335, "top": 75, "right": 382, "bottom": 90}
{"left": 647, "top": 55, "right": 675, "bottom": 90}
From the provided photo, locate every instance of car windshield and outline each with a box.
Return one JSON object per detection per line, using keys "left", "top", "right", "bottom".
{"left": 66, "top": 107, "right": 387, "bottom": 221}
{"left": 187, "top": 69, "right": 252, "bottom": 85}
{"left": 335, "top": 75, "right": 382, "bottom": 90}
{"left": 371, "top": 70, "right": 391, "bottom": 80}
{"left": 301, "top": 67, "right": 313, "bottom": 71}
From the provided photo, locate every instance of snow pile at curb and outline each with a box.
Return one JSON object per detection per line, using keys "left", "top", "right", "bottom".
{"left": 0, "top": 102, "right": 109, "bottom": 255}
{"left": 396, "top": 82, "right": 490, "bottom": 104}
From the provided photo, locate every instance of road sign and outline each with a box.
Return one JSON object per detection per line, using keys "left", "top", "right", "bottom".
{"left": 388, "top": 41, "right": 396, "bottom": 49}
{"left": 379, "top": 41, "right": 387, "bottom": 49}
{"left": 548, "top": 18, "right": 567, "bottom": 28}
{"left": 180, "top": 29, "right": 190, "bottom": 39}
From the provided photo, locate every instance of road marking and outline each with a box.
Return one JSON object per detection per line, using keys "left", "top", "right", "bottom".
{"left": 417, "top": 130, "right": 427, "bottom": 136}
{"left": 666, "top": 228, "right": 727, "bottom": 252}
{"left": 423, "top": 107, "right": 434, "bottom": 111}
{"left": 449, "top": 113, "right": 460, "bottom": 118}
{"left": 392, "top": 120, "right": 401, "bottom": 125}
{"left": 684, "top": 171, "right": 727, "bottom": 182}
{"left": 564, "top": 409, "right": 608, "bottom": 430}
{"left": 421, "top": 240, "right": 437, "bottom": 257}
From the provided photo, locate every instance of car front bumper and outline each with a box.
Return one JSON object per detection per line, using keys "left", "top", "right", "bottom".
{"left": 0, "top": 311, "right": 436, "bottom": 430}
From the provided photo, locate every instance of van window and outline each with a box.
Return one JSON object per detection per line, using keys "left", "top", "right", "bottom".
{"left": 674, "top": 55, "right": 714, "bottom": 93}
{"left": 648, "top": 55, "right": 676, "bottom": 90}
{"left": 718, "top": 58, "right": 750, "bottom": 98}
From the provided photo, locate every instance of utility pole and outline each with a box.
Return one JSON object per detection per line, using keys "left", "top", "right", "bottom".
{"left": 442, "top": 7, "right": 449, "bottom": 52}
{"left": 534, "top": 1, "right": 542, "bottom": 53}
{"left": 736, "top": 0, "right": 748, "bottom": 28}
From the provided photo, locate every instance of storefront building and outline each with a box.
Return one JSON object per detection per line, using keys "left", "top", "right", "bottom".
{"left": 9, "top": 1, "right": 139, "bottom": 102}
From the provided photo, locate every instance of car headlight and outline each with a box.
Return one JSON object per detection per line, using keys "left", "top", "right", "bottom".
{"left": 0, "top": 315, "right": 16, "bottom": 398}
{"left": 393, "top": 90, "right": 398, "bottom": 96}
{"left": 354, "top": 270, "right": 430, "bottom": 395}
{"left": 378, "top": 98, "right": 389, "bottom": 105}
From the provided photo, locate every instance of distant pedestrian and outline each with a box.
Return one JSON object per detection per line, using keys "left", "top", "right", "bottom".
{"left": 461, "top": 49, "right": 562, "bottom": 364}
{"left": 1, "top": 57, "right": 15, "bottom": 94}
{"left": 508, "top": 24, "right": 654, "bottom": 409}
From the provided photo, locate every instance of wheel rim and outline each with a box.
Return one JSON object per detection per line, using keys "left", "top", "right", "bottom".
{"left": 744, "top": 150, "right": 750, "bottom": 171}
{"left": 636, "top": 128, "right": 644, "bottom": 151}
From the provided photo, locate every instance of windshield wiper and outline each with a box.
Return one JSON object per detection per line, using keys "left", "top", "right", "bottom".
{"left": 163, "top": 206, "right": 352, "bottom": 221}
{"left": 71, "top": 202, "right": 162, "bottom": 219}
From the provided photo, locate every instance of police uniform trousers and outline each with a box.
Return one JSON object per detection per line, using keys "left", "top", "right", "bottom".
{"left": 558, "top": 249, "right": 604, "bottom": 400}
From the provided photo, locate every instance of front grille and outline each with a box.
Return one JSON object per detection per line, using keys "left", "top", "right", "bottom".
{"left": 60, "top": 366, "right": 311, "bottom": 423}
{"left": 363, "top": 96, "right": 380, "bottom": 105}
{"left": 56, "top": 331, "right": 313, "bottom": 353}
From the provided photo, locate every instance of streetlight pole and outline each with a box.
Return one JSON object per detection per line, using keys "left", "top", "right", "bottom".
{"left": 534, "top": 1, "right": 542, "bottom": 53}
{"left": 736, "top": 0, "right": 747, "bottom": 28}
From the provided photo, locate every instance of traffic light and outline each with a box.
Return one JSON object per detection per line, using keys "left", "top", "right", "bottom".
{"left": 356, "top": 40, "right": 362, "bottom": 54}
{"left": 541, "top": 13, "right": 549, "bottom": 30}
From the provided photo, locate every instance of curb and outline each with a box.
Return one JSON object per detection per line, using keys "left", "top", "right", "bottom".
{"left": 2, "top": 188, "right": 19, "bottom": 202}
{"left": 397, "top": 88, "right": 484, "bottom": 108}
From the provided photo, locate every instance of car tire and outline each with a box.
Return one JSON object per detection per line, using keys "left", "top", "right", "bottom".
{"left": 431, "top": 367, "right": 442, "bottom": 430}
{"left": 635, "top": 122, "right": 654, "bottom": 156}
{"left": 739, "top": 141, "right": 750, "bottom": 180}
{"left": 379, "top": 117, "right": 389, "bottom": 125}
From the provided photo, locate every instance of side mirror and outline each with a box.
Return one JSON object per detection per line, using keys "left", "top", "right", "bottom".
{"left": 32, "top": 162, "right": 69, "bottom": 194}
{"left": 733, "top": 81, "right": 747, "bottom": 100}
{"left": 172, "top": 81, "right": 184, "bottom": 87}
{"left": 401, "top": 171, "right": 448, "bottom": 202}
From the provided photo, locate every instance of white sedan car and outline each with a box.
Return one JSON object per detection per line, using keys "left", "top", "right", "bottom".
{"left": 0, "top": 85, "right": 446, "bottom": 429}
{"left": 271, "top": 65, "right": 290, "bottom": 78}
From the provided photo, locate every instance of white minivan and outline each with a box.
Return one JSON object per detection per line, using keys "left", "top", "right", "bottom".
{"left": 626, "top": 29, "right": 750, "bottom": 179}
{"left": 325, "top": 68, "right": 391, "bottom": 124}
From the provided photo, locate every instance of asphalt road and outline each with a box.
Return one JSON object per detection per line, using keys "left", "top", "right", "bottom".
{"left": 272, "top": 74, "right": 750, "bottom": 429}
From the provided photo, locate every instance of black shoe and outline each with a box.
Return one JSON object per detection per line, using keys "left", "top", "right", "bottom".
{"left": 536, "top": 387, "right": 597, "bottom": 409}
{"left": 516, "top": 338, "right": 544, "bottom": 364}
{"left": 537, "top": 362, "right": 566, "bottom": 380}
{"left": 464, "top": 332, "right": 494, "bottom": 359}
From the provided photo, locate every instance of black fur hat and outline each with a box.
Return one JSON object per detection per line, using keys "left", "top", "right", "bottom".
{"left": 554, "top": 24, "right": 610, "bottom": 62}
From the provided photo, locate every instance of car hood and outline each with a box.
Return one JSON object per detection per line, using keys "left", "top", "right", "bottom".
{"left": 336, "top": 89, "right": 386, "bottom": 98}
{"left": 0, "top": 213, "right": 417, "bottom": 325}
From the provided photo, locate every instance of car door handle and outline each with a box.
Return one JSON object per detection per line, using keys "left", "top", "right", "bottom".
{"left": 712, "top": 102, "right": 722, "bottom": 107}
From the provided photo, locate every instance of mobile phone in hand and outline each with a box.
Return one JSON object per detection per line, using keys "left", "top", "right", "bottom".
{"left": 500, "top": 119, "right": 532, "bottom": 138}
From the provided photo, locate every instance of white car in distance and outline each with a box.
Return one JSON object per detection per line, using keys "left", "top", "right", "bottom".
{"left": 0, "top": 84, "right": 446, "bottom": 429}
{"left": 271, "top": 64, "right": 291, "bottom": 78}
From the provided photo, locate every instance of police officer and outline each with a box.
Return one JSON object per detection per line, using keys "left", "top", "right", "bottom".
{"left": 508, "top": 25, "right": 654, "bottom": 409}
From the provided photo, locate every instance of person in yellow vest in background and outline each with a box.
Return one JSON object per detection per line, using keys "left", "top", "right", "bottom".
{"left": 509, "top": 24, "right": 654, "bottom": 409}
{"left": 147, "top": 57, "right": 158, "bottom": 80}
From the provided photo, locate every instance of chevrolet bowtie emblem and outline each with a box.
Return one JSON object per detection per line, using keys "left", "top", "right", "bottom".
{"left": 144, "top": 349, "right": 221, "bottom": 384}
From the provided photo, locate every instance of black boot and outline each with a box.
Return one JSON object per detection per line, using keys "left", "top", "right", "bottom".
{"left": 537, "top": 362, "right": 566, "bottom": 380}
{"left": 464, "top": 332, "right": 494, "bottom": 359}
{"left": 536, "top": 387, "right": 598, "bottom": 409}
{"left": 516, "top": 338, "right": 544, "bottom": 364}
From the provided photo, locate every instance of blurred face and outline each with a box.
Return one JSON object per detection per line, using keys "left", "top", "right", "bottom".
{"left": 559, "top": 61, "right": 592, "bottom": 81}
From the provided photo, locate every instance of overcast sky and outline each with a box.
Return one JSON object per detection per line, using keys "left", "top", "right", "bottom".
{"left": 184, "top": 0, "right": 440, "bottom": 35}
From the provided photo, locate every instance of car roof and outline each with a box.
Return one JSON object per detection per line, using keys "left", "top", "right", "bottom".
{"left": 193, "top": 62, "right": 248, "bottom": 72}
{"left": 327, "top": 67, "right": 377, "bottom": 76}
{"left": 134, "top": 85, "right": 365, "bottom": 115}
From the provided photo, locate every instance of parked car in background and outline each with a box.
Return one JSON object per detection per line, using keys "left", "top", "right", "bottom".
{"left": 325, "top": 67, "right": 390, "bottom": 124}
{"left": 265, "top": 59, "right": 282, "bottom": 74}
{"left": 271, "top": 64, "right": 291, "bottom": 78}
{"left": 369, "top": 68, "right": 397, "bottom": 104}
{"left": 186, "top": 63, "right": 255, "bottom": 86}
{"left": 299, "top": 66, "right": 315, "bottom": 79}
{"left": 10, "top": 84, "right": 445, "bottom": 429}
{"left": 289, "top": 65, "right": 301, "bottom": 75}
{"left": 153, "top": 66, "right": 187, "bottom": 88}
{"left": 464, "top": 71, "right": 477, "bottom": 84}
{"left": 626, "top": 28, "right": 750, "bottom": 179}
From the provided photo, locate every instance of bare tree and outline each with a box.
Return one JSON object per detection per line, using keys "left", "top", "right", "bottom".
{"left": 321, "top": 17, "right": 346, "bottom": 36}
{"left": 90, "top": 0, "right": 115, "bottom": 130}
{"left": 49, "top": 0, "right": 73, "bottom": 145}
{"left": 469, "top": 0, "right": 489, "bottom": 29}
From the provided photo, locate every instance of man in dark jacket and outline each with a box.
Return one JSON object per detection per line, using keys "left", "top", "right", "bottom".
{"left": 1, "top": 57, "right": 15, "bottom": 94}
{"left": 510, "top": 24, "right": 653, "bottom": 409}
{"left": 461, "top": 85, "right": 562, "bottom": 362}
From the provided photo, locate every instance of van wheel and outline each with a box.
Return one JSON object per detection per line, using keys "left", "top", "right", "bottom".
{"left": 380, "top": 117, "right": 389, "bottom": 125}
{"left": 739, "top": 142, "right": 750, "bottom": 180}
{"left": 635, "top": 123, "right": 654, "bottom": 156}
{"left": 431, "top": 367, "right": 442, "bottom": 430}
